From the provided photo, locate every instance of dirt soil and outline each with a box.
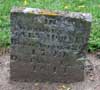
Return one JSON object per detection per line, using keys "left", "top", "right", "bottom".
{"left": 0, "top": 52, "right": 100, "bottom": 90}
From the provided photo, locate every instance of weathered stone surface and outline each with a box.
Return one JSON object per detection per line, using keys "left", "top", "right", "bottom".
{"left": 10, "top": 7, "right": 92, "bottom": 83}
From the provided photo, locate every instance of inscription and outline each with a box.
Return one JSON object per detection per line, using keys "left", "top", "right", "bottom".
{"left": 31, "top": 64, "right": 84, "bottom": 73}
{"left": 11, "top": 18, "right": 85, "bottom": 60}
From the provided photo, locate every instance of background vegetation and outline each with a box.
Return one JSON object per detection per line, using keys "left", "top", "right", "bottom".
{"left": 0, "top": 0, "right": 100, "bottom": 52}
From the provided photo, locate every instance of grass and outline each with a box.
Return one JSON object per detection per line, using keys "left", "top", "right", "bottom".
{"left": 0, "top": 0, "right": 100, "bottom": 51}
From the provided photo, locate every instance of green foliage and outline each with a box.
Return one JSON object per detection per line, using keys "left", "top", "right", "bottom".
{"left": 0, "top": 0, "right": 100, "bottom": 51}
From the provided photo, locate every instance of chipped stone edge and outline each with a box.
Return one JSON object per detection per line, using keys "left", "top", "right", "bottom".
{"left": 11, "top": 7, "right": 92, "bottom": 22}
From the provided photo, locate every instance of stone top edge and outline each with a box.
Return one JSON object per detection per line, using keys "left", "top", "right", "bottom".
{"left": 11, "top": 7, "right": 92, "bottom": 22}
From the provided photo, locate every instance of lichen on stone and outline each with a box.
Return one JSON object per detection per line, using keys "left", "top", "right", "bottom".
{"left": 39, "top": 10, "right": 58, "bottom": 16}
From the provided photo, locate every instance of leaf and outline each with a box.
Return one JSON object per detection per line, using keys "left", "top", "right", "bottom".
{"left": 34, "top": 83, "right": 39, "bottom": 86}
{"left": 64, "top": 5, "right": 69, "bottom": 9}
{"left": 78, "top": 5, "right": 85, "bottom": 8}
{"left": 24, "top": 0, "right": 28, "bottom": 5}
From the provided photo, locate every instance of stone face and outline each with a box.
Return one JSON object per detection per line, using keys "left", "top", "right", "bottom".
{"left": 10, "top": 7, "right": 92, "bottom": 83}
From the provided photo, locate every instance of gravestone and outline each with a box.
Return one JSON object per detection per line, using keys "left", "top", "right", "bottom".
{"left": 10, "top": 7, "right": 92, "bottom": 83}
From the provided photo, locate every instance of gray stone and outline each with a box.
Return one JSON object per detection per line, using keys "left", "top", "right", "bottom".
{"left": 10, "top": 7, "right": 92, "bottom": 83}
{"left": 96, "top": 52, "right": 100, "bottom": 59}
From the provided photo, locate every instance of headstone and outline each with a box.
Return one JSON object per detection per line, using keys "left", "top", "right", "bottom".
{"left": 10, "top": 7, "right": 92, "bottom": 83}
